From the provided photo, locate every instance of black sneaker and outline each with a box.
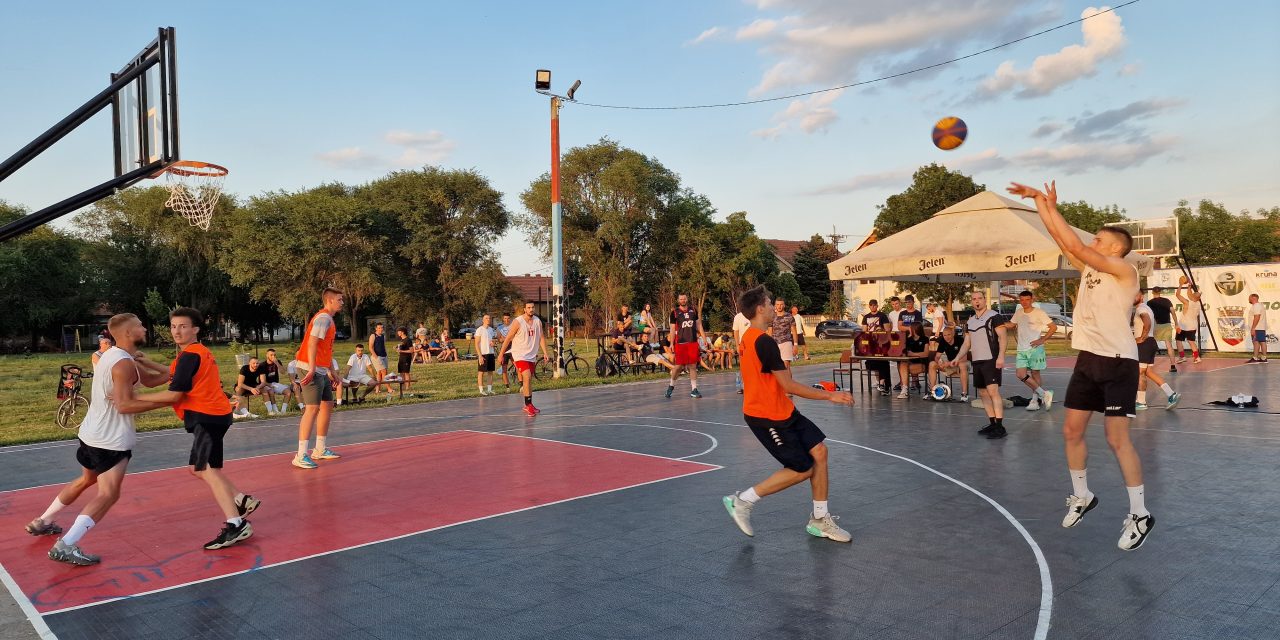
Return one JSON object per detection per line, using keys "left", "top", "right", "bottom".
{"left": 235, "top": 494, "right": 261, "bottom": 517}
{"left": 664, "top": 386, "right": 674, "bottom": 399}
{"left": 985, "top": 425, "right": 1008, "bottom": 439}
{"left": 204, "top": 520, "right": 253, "bottom": 550}
{"left": 978, "top": 423, "right": 997, "bottom": 435}
{"left": 893, "top": 384, "right": 902, "bottom": 392}
{"left": 1169, "top": 365, "right": 1177, "bottom": 373}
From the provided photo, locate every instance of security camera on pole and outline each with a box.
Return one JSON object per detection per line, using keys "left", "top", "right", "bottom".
{"left": 534, "top": 70, "right": 580, "bottom": 378}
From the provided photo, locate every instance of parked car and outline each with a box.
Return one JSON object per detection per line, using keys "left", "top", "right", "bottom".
{"left": 457, "top": 326, "right": 477, "bottom": 339}
{"left": 1048, "top": 315, "right": 1074, "bottom": 339}
{"left": 334, "top": 329, "right": 349, "bottom": 340}
{"left": 813, "top": 320, "right": 861, "bottom": 339}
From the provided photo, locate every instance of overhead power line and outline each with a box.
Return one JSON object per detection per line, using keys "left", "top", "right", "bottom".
{"left": 571, "top": 0, "right": 1142, "bottom": 111}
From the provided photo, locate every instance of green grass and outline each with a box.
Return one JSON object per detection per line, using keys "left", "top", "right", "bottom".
{"left": 0, "top": 335, "right": 1233, "bottom": 447}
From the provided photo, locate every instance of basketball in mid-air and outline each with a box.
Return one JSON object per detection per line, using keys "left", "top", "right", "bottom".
{"left": 932, "top": 116, "right": 968, "bottom": 151}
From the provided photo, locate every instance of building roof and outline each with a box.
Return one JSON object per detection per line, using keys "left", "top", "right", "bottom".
{"left": 505, "top": 274, "right": 553, "bottom": 302}
{"left": 763, "top": 239, "right": 808, "bottom": 272}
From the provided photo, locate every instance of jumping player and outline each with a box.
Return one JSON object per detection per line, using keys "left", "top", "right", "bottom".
{"left": 26, "top": 314, "right": 171, "bottom": 565}
{"left": 497, "top": 302, "right": 549, "bottom": 416}
{"left": 666, "top": 293, "right": 706, "bottom": 398}
{"left": 723, "top": 285, "right": 854, "bottom": 543}
{"left": 1132, "top": 294, "right": 1181, "bottom": 410}
{"left": 1010, "top": 180, "right": 1155, "bottom": 550}
{"left": 294, "top": 287, "right": 344, "bottom": 469}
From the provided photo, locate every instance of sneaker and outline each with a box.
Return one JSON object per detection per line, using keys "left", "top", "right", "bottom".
{"left": 805, "top": 514, "right": 852, "bottom": 543}
{"left": 235, "top": 494, "right": 261, "bottom": 517}
{"left": 1165, "top": 392, "right": 1181, "bottom": 410}
{"left": 1247, "top": 358, "right": 1260, "bottom": 364}
{"left": 690, "top": 389, "right": 703, "bottom": 399}
{"left": 1118, "top": 513, "right": 1155, "bottom": 550}
{"left": 736, "top": 389, "right": 743, "bottom": 395}
{"left": 246, "top": 413, "right": 260, "bottom": 419}
{"left": 1061, "top": 493, "right": 1098, "bottom": 528}
{"left": 896, "top": 390, "right": 909, "bottom": 399}
{"left": 1193, "top": 356, "right": 1202, "bottom": 364}
{"left": 1026, "top": 398, "right": 1041, "bottom": 411}
{"left": 523, "top": 404, "right": 538, "bottom": 417}
{"left": 921, "top": 392, "right": 929, "bottom": 400}
{"left": 959, "top": 394, "right": 969, "bottom": 403}
{"left": 233, "top": 412, "right": 248, "bottom": 420}
{"left": 1042, "top": 389, "right": 1054, "bottom": 410}
{"left": 665, "top": 386, "right": 674, "bottom": 399}
{"left": 48, "top": 540, "right": 100, "bottom": 566}
{"left": 978, "top": 423, "right": 997, "bottom": 435}
{"left": 722, "top": 494, "right": 754, "bottom": 537}
{"left": 1176, "top": 357, "right": 1187, "bottom": 364}
{"left": 985, "top": 425, "right": 1008, "bottom": 439}
{"left": 204, "top": 520, "right": 253, "bottom": 550}
{"left": 292, "top": 453, "right": 318, "bottom": 469}
{"left": 25, "top": 518, "right": 62, "bottom": 536}
{"left": 312, "top": 447, "right": 340, "bottom": 460}
{"left": 1169, "top": 365, "right": 1177, "bottom": 373}
{"left": 893, "top": 384, "right": 902, "bottom": 392}
{"left": 1135, "top": 402, "right": 1147, "bottom": 411}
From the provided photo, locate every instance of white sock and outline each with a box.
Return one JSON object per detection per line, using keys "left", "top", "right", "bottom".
{"left": 315, "top": 436, "right": 327, "bottom": 452}
{"left": 1035, "top": 387, "right": 1045, "bottom": 398}
{"left": 265, "top": 402, "right": 275, "bottom": 413}
{"left": 813, "top": 500, "right": 829, "bottom": 519}
{"left": 226, "top": 516, "right": 243, "bottom": 527}
{"left": 487, "top": 385, "right": 493, "bottom": 393}
{"left": 1160, "top": 383, "right": 1174, "bottom": 396}
{"left": 298, "top": 440, "right": 309, "bottom": 457}
{"left": 479, "top": 385, "right": 485, "bottom": 393}
{"left": 740, "top": 487, "right": 761, "bottom": 504}
{"left": 1127, "top": 485, "right": 1149, "bottom": 517}
{"left": 40, "top": 498, "right": 69, "bottom": 523}
{"left": 1137, "top": 389, "right": 1147, "bottom": 403}
{"left": 61, "top": 514, "right": 95, "bottom": 546}
{"left": 1070, "top": 469, "right": 1091, "bottom": 500}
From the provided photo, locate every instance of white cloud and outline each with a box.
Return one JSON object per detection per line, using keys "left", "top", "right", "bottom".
{"left": 687, "top": 26, "right": 725, "bottom": 46}
{"left": 317, "top": 130, "right": 456, "bottom": 170}
{"left": 974, "top": 7, "right": 1126, "bottom": 100}
{"left": 751, "top": 123, "right": 789, "bottom": 140}
{"left": 736, "top": 19, "right": 778, "bottom": 40}
{"left": 315, "top": 147, "right": 383, "bottom": 170}
{"left": 1118, "top": 62, "right": 1142, "bottom": 76}
{"left": 757, "top": 89, "right": 844, "bottom": 139}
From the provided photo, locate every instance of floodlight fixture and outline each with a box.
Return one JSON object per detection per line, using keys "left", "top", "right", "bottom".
{"left": 566, "top": 80, "right": 581, "bottom": 101}
{"left": 535, "top": 69, "right": 551, "bottom": 91}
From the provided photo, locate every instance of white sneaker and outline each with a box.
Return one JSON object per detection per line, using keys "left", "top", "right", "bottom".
{"left": 958, "top": 394, "right": 969, "bottom": 402}
{"left": 1026, "top": 398, "right": 1041, "bottom": 411}
{"left": 1062, "top": 493, "right": 1098, "bottom": 528}
{"left": 232, "top": 412, "right": 248, "bottom": 420}
{"left": 1118, "top": 513, "right": 1155, "bottom": 550}
{"left": 722, "top": 494, "right": 754, "bottom": 537}
{"left": 805, "top": 514, "right": 852, "bottom": 543}
{"left": 896, "top": 390, "right": 909, "bottom": 399}
{"left": 1042, "top": 389, "right": 1054, "bottom": 410}
{"left": 247, "top": 413, "right": 260, "bottom": 419}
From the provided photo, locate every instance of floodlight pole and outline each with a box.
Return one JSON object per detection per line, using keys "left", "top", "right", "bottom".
{"left": 550, "top": 95, "right": 566, "bottom": 378}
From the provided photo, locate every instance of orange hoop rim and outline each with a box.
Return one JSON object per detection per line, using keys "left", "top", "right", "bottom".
{"left": 165, "top": 160, "right": 229, "bottom": 177}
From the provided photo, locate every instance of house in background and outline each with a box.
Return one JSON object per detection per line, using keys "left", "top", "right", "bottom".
{"left": 505, "top": 274, "right": 553, "bottom": 320}
{"left": 763, "top": 239, "right": 808, "bottom": 275}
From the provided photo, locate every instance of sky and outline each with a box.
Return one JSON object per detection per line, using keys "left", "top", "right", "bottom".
{"left": 2, "top": 1, "right": 1278, "bottom": 275}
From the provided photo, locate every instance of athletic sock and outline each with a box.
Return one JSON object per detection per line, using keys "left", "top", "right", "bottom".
{"left": 1127, "top": 485, "right": 1150, "bottom": 517}
{"left": 297, "top": 441, "right": 309, "bottom": 457}
{"left": 315, "top": 436, "right": 327, "bottom": 452}
{"left": 812, "top": 500, "right": 829, "bottom": 519}
{"left": 739, "top": 487, "right": 761, "bottom": 504}
{"left": 1070, "top": 469, "right": 1090, "bottom": 500}
{"left": 61, "top": 515, "right": 95, "bottom": 546}
{"left": 226, "top": 517, "right": 243, "bottom": 527}
{"left": 266, "top": 402, "right": 276, "bottom": 413}
{"left": 989, "top": 417, "right": 997, "bottom": 425}
{"left": 40, "top": 498, "right": 69, "bottom": 523}
{"left": 524, "top": 396, "right": 532, "bottom": 406}
{"left": 486, "top": 385, "right": 493, "bottom": 393}
{"left": 1035, "top": 387, "right": 1045, "bottom": 398}
{"left": 1137, "top": 390, "right": 1147, "bottom": 403}
{"left": 478, "top": 385, "right": 485, "bottom": 393}
{"left": 994, "top": 418, "right": 1003, "bottom": 426}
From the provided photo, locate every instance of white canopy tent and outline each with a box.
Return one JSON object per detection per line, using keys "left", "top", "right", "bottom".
{"left": 827, "top": 191, "right": 1153, "bottom": 283}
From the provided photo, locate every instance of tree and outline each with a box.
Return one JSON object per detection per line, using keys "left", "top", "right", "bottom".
{"left": 712, "top": 212, "right": 778, "bottom": 322}
{"left": 823, "top": 286, "right": 849, "bottom": 320}
{"left": 1056, "top": 201, "right": 1127, "bottom": 233}
{"left": 792, "top": 234, "right": 842, "bottom": 314}
{"left": 1175, "top": 199, "right": 1280, "bottom": 266}
{"left": 766, "top": 272, "right": 808, "bottom": 312}
{"left": 0, "top": 201, "right": 91, "bottom": 350}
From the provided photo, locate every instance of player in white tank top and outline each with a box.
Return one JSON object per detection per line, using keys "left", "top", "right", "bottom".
{"left": 1009, "top": 180, "right": 1156, "bottom": 552}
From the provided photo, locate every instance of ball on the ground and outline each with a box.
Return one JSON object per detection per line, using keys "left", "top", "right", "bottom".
{"left": 932, "top": 116, "right": 968, "bottom": 150}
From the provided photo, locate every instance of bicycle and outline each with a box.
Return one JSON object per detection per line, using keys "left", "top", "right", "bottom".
{"left": 55, "top": 364, "right": 93, "bottom": 430}
{"left": 533, "top": 348, "right": 590, "bottom": 380}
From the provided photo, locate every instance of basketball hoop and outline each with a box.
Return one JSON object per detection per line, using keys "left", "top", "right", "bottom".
{"left": 163, "top": 161, "right": 228, "bottom": 230}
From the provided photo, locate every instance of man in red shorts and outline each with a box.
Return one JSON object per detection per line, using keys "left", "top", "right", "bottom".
{"left": 665, "top": 293, "right": 706, "bottom": 399}
{"left": 497, "top": 302, "right": 550, "bottom": 416}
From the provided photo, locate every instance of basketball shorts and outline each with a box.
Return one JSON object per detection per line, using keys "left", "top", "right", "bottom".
{"left": 972, "top": 359, "right": 1001, "bottom": 387}
{"left": 1137, "top": 338, "right": 1157, "bottom": 365}
{"left": 397, "top": 357, "right": 413, "bottom": 375}
{"left": 745, "top": 410, "right": 826, "bottom": 473}
{"left": 1015, "top": 345, "right": 1047, "bottom": 371}
{"left": 372, "top": 356, "right": 388, "bottom": 372}
{"left": 478, "top": 354, "right": 496, "bottom": 372}
{"left": 796, "top": 334, "right": 806, "bottom": 346}
{"left": 673, "top": 342, "right": 699, "bottom": 366}
{"left": 268, "top": 382, "right": 291, "bottom": 394}
{"left": 515, "top": 360, "right": 536, "bottom": 374}
{"left": 1064, "top": 350, "right": 1139, "bottom": 418}
{"left": 349, "top": 374, "right": 374, "bottom": 386}
{"left": 1255, "top": 330, "right": 1268, "bottom": 344}
{"left": 1154, "top": 324, "right": 1173, "bottom": 343}
{"left": 777, "top": 341, "right": 795, "bottom": 362}
{"left": 184, "top": 412, "right": 233, "bottom": 471}
{"left": 300, "top": 371, "right": 335, "bottom": 405}
{"left": 75, "top": 440, "right": 132, "bottom": 474}
{"left": 1176, "top": 328, "right": 1197, "bottom": 341}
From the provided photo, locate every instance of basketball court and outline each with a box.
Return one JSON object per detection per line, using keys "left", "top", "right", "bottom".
{"left": 2, "top": 359, "right": 1277, "bottom": 640}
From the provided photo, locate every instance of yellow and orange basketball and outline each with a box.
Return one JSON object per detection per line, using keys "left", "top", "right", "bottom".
{"left": 932, "top": 116, "right": 968, "bottom": 151}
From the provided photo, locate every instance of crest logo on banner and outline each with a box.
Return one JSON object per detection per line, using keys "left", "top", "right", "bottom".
{"left": 1214, "top": 271, "right": 1245, "bottom": 297}
{"left": 1217, "top": 306, "right": 1246, "bottom": 345}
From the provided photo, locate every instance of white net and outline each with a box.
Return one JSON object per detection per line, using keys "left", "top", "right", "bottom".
{"left": 163, "top": 161, "right": 227, "bottom": 231}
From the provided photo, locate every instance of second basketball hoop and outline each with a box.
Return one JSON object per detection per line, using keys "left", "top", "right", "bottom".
{"left": 163, "top": 160, "right": 227, "bottom": 230}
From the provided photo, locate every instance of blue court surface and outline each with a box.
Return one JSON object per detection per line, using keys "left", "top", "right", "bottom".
{"left": 1, "top": 360, "right": 1277, "bottom": 640}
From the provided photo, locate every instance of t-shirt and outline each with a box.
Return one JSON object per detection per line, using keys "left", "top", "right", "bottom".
{"left": 1132, "top": 304, "right": 1155, "bottom": 340}
{"left": 861, "top": 312, "right": 890, "bottom": 331}
{"left": 476, "top": 326, "right": 496, "bottom": 355}
{"left": 347, "top": 353, "right": 371, "bottom": 379}
{"left": 771, "top": 312, "right": 795, "bottom": 344}
{"left": 670, "top": 307, "right": 698, "bottom": 344}
{"left": 731, "top": 313, "right": 751, "bottom": 348}
{"left": 965, "top": 309, "right": 1006, "bottom": 362}
{"left": 897, "top": 309, "right": 925, "bottom": 328}
{"left": 888, "top": 309, "right": 901, "bottom": 331}
{"left": 1178, "top": 296, "right": 1202, "bottom": 331}
{"left": 509, "top": 315, "right": 543, "bottom": 362}
{"left": 238, "top": 365, "right": 265, "bottom": 389}
{"left": 740, "top": 328, "right": 794, "bottom": 422}
{"left": 1011, "top": 306, "right": 1053, "bottom": 351}
{"left": 1251, "top": 302, "right": 1269, "bottom": 331}
{"left": 170, "top": 343, "right": 232, "bottom": 421}
{"left": 935, "top": 335, "right": 962, "bottom": 361}
{"left": 793, "top": 314, "right": 806, "bottom": 335}
{"left": 905, "top": 335, "right": 929, "bottom": 361}
{"left": 263, "top": 360, "right": 281, "bottom": 384}
{"left": 930, "top": 309, "right": 946, "bottom": 331}
{"left": 497, "top": 322, "right": 511, "bottom": 339}
{"left": 1147, "top": 297, "right": 1174, "bottom": 325}
{"left": 286, "top": 360, "right": 300, "bottom": 379}
{"left": 397, "top": 337, "right": 414, "bottom": 366}
{"left": 616, "top": 312, "right": 632, "bottom": 328}
{"left": 414, "top": 327, "right": 428, "bottom": 341}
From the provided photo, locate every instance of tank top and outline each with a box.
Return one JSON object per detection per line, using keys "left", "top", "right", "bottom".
{"left": 79, "top": 347, "right": 137, "bottom": 451}
{"left": 1073, "top": 264, "right": 1139, "bottom": 360}
{"left": 170, "top": 343, "right": 233, "bottom": 419}
{"left": 371, "top": 333, "right": 387, "bottom": 357}
{"left": 298, "top": 310, "right": 336, "bottom": 372}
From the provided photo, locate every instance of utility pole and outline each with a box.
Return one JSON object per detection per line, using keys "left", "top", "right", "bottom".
{"left": 536, "top": 70, "right": 580, "bottom": 378}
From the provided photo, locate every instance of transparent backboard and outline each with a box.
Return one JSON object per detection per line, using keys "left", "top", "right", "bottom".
{"left": 113, "top": 28, "right": 178, "bottom": 177}
{"left": 1106, "top": 217, "right": 1179, "bottom": 258}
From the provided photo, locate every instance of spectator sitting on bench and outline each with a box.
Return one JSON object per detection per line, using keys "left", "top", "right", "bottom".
{"left": 896, "top": 323, "right": 931, "bottom": 399}
{"left": 608, "top": 320, "right": 633, "bottom": 363}
{"left": 712, "top": 333, "right": 735, "bottom": 369}
{"left": 927, "top": 325, "right": 969, "bottom": 401}
{"left": 234, "top": 356, "right": 267, "bottom": 419}
{"left": 262, "top": 348, "right": 294, "bottom": 416}
{"left": 436, "top": 332, "right": 459, "bottom": 362}
{"left": 342, "top": 343, "right": 377, "bottom": 402}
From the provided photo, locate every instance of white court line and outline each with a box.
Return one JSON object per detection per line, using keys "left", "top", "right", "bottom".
{"left": 494, "top": 423, "right": 720, "bottom": 459}
{"left": 41, "top": 430, "right": 720, "bottom": 616}
{"left": 0, "top": 563, "right": 57, "bottom": 639}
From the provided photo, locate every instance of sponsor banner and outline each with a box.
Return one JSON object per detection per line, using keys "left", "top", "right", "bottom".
{"left": 1149, "top": 263, "right": 1280, "bottom": 352}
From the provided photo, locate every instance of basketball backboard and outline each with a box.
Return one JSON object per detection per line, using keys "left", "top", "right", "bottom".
{"left": 1106, "top": 217, "right": 1179, "bottom": 258}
